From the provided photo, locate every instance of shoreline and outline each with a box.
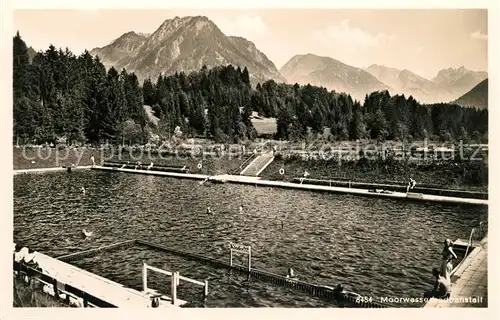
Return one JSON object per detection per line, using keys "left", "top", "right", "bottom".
{"left": 13, "top": 147, "right": 488, "bottom": 192}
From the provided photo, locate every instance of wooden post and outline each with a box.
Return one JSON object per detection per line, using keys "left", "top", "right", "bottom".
{"left": 83, "top": 293, "right": 89, "bottom": 308}
{"left": 52, "top": 278, "right": 60, "bottom": 299}
{"left": 204, "top": 280, "right": 209, "bottom": 300}
{"left": 248, "top": 246, "right": 252, "bottom": 273}
{"left": 142, "top": 262, "right": 148, "bottom": 293}
{"left": 171, "top": 272, "right": 177, "bottom": 305}
{"left": 349, "top": 180, "right": 351, "bottom": 188}
{"left": 229, "top": 244, "right": 233, "bottom": 267}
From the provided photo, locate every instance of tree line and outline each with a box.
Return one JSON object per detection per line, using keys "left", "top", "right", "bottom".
{"left": 13, "top": 32, "right": 488, "bottom": 145}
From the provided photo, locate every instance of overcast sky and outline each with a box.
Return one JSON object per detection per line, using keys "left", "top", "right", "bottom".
{"left": 14, "top": 9, "right": 487, "bottom": 79}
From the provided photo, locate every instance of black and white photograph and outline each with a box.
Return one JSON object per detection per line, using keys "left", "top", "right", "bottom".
{"left": 4, "top": 0, "right": 493, "bottom": 313}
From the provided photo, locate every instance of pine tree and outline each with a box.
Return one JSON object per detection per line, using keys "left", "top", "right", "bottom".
{"left": 11, "top": 34, "right": 488, "bottom": 146}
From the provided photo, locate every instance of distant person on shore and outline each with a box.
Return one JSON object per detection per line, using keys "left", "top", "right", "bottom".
{"left": 22, "top": 248, "right": 41, "bottom": 285}
{"left": 424, "top": 267, "right": 451, "bottom": 299}
{"left": 90, "top": 155, "right": 95, "bottom": 167}
{"left": 13, "top": 244, "right": 25, "bottom": 275}
{"left": 407, "top": 177, "right": 417, "bottom": 193}
{"left": 441, "top": 239, "right": 457, "bottom": 281}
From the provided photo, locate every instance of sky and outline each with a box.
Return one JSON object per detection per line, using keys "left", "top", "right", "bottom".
{"left": 13, "top": 9, "right": 488, "bottom": 79}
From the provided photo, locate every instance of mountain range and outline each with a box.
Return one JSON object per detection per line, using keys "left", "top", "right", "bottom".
{"left": 364, "top": 64, "right": 487, "bottom": 104}
{"left": 89, "top": 15, "right": 487, "bottom": 106}
{"left": 279, "top": 54, "right": 390, "bottom": 102}
{"left": 90, "top": 16, "right": 285, "bottom": 85}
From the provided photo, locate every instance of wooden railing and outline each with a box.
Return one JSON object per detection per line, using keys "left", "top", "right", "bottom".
{"left": 235, "top": 153, "right": 256, "bottom": 174}
{"left": 142, "top": 262, "right": 208, "bottom": 305}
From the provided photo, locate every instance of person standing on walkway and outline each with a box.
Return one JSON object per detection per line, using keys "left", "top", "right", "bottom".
{"left": 441, "top": 239, "right": 457, "bottom": 281}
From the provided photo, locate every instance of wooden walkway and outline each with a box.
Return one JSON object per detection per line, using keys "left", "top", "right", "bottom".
{"left": 89, "top": 167, "right": 487, "bottom": 206}
{"left": 211, "top": 174, "right": 488, "bottom": 206}
{"left": 424, "top": 236, "right": 488, "bottom": 308}
{"left": 94, "top": 166, "right": 208, "bottom": 180}
{"left": 32, "top": 250, "right": 186, "bottom": 308}
{"left": 14, "top": 166, "right": 93, "bottom": 175}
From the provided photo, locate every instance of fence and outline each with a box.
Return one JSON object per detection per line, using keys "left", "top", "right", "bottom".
{"left": 48, "top": 238, "right": 392, "bottom": 308}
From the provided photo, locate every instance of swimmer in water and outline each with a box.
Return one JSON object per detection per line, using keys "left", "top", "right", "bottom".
{"left": 206, "top": 207, "right": 213, "bottom": 215}
{"left": 82, "top": 229, "right": 93, "bottom": 238}
{"left": 286, "top": 267, "right": 296, "bottom": 279}
{"left": 239, "top": 205, "right": 243, "bottom": 213}
{"left": 81, "top": 186, "right": 86, "bottom": 194}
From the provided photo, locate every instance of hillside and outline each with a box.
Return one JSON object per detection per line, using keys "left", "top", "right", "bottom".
{"left": 280, "top": 54, "right": 390, "bottom": 101}
{"left": 90, "top": 16, "right": 285, "bottom": 85}
{"left": 453, "top": 78, "right": 488, "bottom": 109}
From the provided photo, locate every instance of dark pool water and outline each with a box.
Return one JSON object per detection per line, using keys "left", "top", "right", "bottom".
{"left": 13, "top": 170, "right": 487, "bottom": 307}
